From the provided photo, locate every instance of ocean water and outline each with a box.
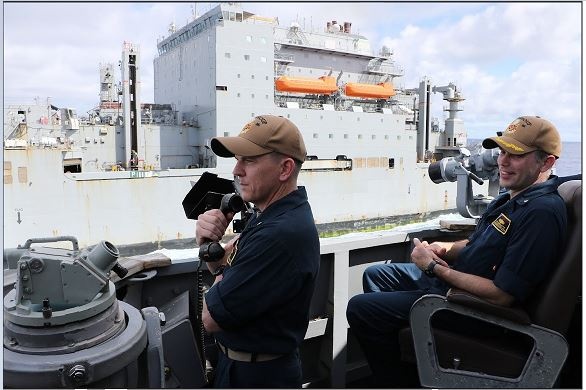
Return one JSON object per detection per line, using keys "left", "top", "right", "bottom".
{"left": 555, "top": 141, "right": 582, "bottom": 177}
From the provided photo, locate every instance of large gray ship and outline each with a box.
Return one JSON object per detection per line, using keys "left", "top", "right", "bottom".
{"left": 5, "top": 3, "right": 475, "bottom": 252}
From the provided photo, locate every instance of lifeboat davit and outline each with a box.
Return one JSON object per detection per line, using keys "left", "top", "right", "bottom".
{"left": 344, "top": 82, "right": 395, "bottom": 99}
{"left": 275, "top": 76, "right": 338, "bottom": 95}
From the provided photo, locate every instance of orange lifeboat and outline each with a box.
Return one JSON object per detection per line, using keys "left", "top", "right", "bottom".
{"left": 275, "top": 76, "right": 338, "bottom": 95}
{"left": 344, "top": 82, "right": 395, "bottom": 99}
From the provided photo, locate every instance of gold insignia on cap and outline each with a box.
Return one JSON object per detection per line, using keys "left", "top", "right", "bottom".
{"left": 491, "top": 213, "right": 511, "bottom": 235}
{"left": 505, "top": 124, "right": 518, "bottom": 133}
{"left": 506, "top": 117, "right": 532, "bottom": 134}
{"left": 498, "top": 140, "right": 524, "bottom": 152}
{"left": 519, "top": 117, "right": 532, "bottom": 127}
{"left": 506, "top": 118, "right": 522, "bottom": 134}
{"left": 240, "top": 122, "right": 253, "bottom": 135}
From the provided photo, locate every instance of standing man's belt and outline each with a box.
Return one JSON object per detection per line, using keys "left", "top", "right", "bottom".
{"left": 216, "top": 342, "right": 284, "bottom": 362}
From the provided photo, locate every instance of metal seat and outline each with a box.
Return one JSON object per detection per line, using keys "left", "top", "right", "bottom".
{"left": 400, "top": 179, "right": 582, "bottom": 388}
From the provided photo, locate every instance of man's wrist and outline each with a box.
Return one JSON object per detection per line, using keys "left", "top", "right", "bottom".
{"left": 210, "top": 264, "right": 227, "bottom": 277}
{"left": 424, "top": 260, "right": 438, "bottom": 277}
{"left": 207, "top": 259, "right": 227, "bottom": 275}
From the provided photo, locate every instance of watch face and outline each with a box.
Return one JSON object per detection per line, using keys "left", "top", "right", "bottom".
{"left": 425, "top": 261, "right": 436, "bottom": 276}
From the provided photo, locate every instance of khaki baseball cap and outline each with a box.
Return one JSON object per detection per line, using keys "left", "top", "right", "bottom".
{"left": 482, "top": 116, "right": 562, "bottom": 158}
{"left": 211, "top": 115, "right": 307, "bottom": 162}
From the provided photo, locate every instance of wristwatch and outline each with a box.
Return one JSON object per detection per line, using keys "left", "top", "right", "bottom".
{"left": 424, "top": 260, "right": 438, "bottom": 277}
{"left": 211, "top": 264, "right": 226, "bottom": 277}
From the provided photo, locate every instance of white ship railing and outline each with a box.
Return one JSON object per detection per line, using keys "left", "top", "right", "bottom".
{"left": 309, "top": 223, "right": 465, "bottom": 386}
{"left": 274, "top": 52, "right": 295, "bottom": 63}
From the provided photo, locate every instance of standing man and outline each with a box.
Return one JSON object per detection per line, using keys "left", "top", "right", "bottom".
{"left": 196, "top": 115, "right": 320, "bottom": 388}
{"left": 346, "top": 116, "right": 567, "bottom": 387}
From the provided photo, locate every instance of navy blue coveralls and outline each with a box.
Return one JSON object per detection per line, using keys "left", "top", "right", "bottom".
{"left": 205, "top": 187, "right": 320, "bottom": 388}
{"left": 346, "top": 178, "right": 567, "bottom": 387}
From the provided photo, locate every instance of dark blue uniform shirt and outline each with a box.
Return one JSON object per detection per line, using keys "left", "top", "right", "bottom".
{"left": 205, "top": 186, "right": 320, "bottom": 354}
{"left": 438, "top": 178, "right": 567, "bottom": 302}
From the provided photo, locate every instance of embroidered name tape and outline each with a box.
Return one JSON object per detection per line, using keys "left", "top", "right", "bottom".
{"left": 492, "top": 213, "right": 511, "bottom": 235}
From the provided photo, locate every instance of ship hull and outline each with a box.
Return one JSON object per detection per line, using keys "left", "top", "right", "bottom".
{"left": 4, "top": 147, "right": 457, "bottom": 250}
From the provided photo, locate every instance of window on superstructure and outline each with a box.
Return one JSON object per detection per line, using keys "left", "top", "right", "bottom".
{"left": 244, "top": 55, "right": 250, "bottom": 61}
{"left": 328, "top": 134, "right": 334, "bottom": 139}
{"left": 313, "top": 134, "right": 318, "bottom": 139}
{"left": 224, "top": 132, "right": 230, "bottom": 136}
{"left": 389, "top": 158, "right": 395, "bottom": 169}
{"left": 384, "top": 135, "right": 389, "bottom": 140}
{"left": 397, "top": 135, "right": 401, "bottom": 140}
{"left": 371, "top": 135, "right": 376, "bottom": 140}
{"left": 237, "top": 74, "right": 241, "bottom": 78}
{"left": 251, "top": 75, "right": 255, "bottom": 79}
{"left": 358, "top": 135, "right": 363, "bottom": 139}
{"left": 64, "top": 164, "right": 81, "bottom": 174}
{"left": 236, "top": 13, "right": 243, "bottom": 22}
{"left": 251, "top": 93, "right": 255, "bottom": 98}
{"left": 344, "top": 134, "right": 348, "bottom": 139}
{"left": 237, "top": 93, "right": 241, "bottom": 98}
{"left": 225, "top": 52, "right": 231, "bottom": 58}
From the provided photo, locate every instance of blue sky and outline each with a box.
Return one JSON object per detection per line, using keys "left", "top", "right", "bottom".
{"left": 3, "top": 2, "right": 582, "bottom": 142}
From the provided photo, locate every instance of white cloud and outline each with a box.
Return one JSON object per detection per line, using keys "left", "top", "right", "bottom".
{"left": 4, "top": 2, "right": 581, "bottom": 142}
{"left": 380, "top": 2, "right": 581, "bottom": 141}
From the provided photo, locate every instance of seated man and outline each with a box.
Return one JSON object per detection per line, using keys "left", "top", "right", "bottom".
{"left": 346, "top": 116, "right": 567, "bottom": 388}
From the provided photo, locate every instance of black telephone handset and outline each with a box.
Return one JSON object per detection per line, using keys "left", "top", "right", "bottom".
{"left": 198, "top": 193, "right": 247, "bottom": 262}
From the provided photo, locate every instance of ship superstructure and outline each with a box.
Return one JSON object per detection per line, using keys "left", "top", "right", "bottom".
{"left": 4, "top": 3, "right": 475, "bottom": 251}
{"left": 153, "top": 3, "right": 467, "bottom": 226}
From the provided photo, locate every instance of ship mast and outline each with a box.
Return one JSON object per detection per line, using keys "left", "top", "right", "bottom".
{"left": 432, "top": 83, "right": 466, "bottom": 149}
{"left": 121, "top": 41, "right": 142, "bottom": 170}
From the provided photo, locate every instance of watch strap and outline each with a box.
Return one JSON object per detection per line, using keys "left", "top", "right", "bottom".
{"left": 424, "top": 260, "right": 438, "bottom": 277}
{"left": 211, "top": 264, "right": 227, "bottom": 277}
